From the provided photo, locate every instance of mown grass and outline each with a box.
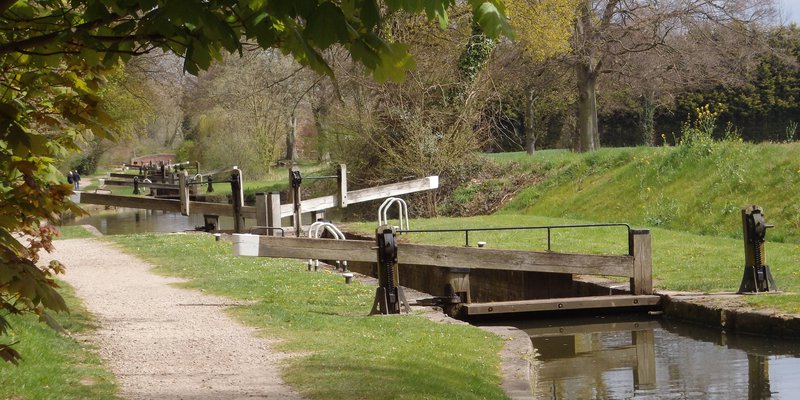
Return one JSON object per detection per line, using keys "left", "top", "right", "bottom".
{"left": 0, "top": 282, "right": 118, "bottom": 399}
{"left": 347, "top": 214, "right": 800, "bottom": 314}
{"left": 108, "top": 233, "right": 507, "bottom": 400}
{"left": 488, "top": 142, "right": 800, "bottom": 243}
{"left": 56, "top": 225, "right": 95, "bottom": 240}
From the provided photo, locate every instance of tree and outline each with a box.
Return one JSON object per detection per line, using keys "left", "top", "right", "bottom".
{"left": 182, "top": 49, "right": 319, "bottom": 175}
{"left": 0, "top": 0, "right": 510, "bottom": 364}
{"left": 502, "top": 0, "right": 577, "bottom": 153}
{"left": 568, "top": 0, "right": 776, "bottom": 151}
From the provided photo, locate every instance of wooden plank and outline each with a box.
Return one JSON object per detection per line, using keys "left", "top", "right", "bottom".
{"left": 179, "top": 171, "right": 189, "bottom": 216}
{"left": 103, "top": 179, "right": 179, "bottom": 190}
{"left": 255, "top": 193, "right": 268, "bottom": 226}
{"left": 630, "top": 230, "right": 653, "bottom": 295}
{"left": 538, "top": 347, "right": 637, "bottom": 381}
{"left": 108, "top": 173, "right": 146, "bottom": 179}
{"left": 76, "top": 192, "right": 255, "bottom": 219}
{"left": 523, "top": 320, "right": 661, "bottom": 337}
{"left": 267, "top": 192, "right": 281, "bottom": 233}
{"left": 346, "top": 176, "right": 438, "bottom": 204}
{"left": 232, "top": 234, "right": 633, "bottom": 277}
{"left": 338, "top": 164, "right": 348, "bottom": 207}
{"left": 78, "top": 192, "right": 181, "bottom": 212}
{"left": 398, "top": 243, "right": 634, "bottom": 277}
{"left": 232, "top": 234, "right": 376, "bottom": 262}
{"left": 300, "top": 195, "right": 337, "bottom": 213}
{"left": 275, "top": 175, "right": 438, "bottom": 218}
{"left": 464, "top": 295, "right": 661, "bottom": 315}
{"left": 278, "top": 195, "right": 338, "bottom": 217}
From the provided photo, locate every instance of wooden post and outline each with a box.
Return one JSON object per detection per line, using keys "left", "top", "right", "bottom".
{"left": 337, "top": 164, "right": 348, "bottom": 208}
{"left": 231, "top": 169, "right": 245, "bottom": 233}
{"left": 629, "top": 229, "right": 652, "bottom": 295}
{"left": 632, "top": 330, "right": 656, "bottom": 389}
{"left": 311, "top": 210, "right": 325, "bottom": 222}
{"left": 179, "top": 170, "right": 190, "bottom": 216}
{"left": 267, "top": 191, "right": 281, "bottom": 236}
{"left": 255, "top": 193, "right": 268, "bottom": 227}
{"left": 289, "top": 166, "right": 302, "bottom": 236}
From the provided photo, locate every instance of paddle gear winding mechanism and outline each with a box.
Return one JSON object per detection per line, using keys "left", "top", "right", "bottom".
{"left": 738, "top": 205, "right": 778, "bottom": 293}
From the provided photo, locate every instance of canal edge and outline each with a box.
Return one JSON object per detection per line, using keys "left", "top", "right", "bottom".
{"left": 659, "top": 291, "right": 800, "bottom": 339}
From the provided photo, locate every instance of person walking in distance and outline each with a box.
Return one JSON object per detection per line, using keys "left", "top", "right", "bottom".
{"left": 73, "top": 170, "right": 81, "bottom": 190}
{"left": 67, "top": 170, "right": 74, "bottom": 188}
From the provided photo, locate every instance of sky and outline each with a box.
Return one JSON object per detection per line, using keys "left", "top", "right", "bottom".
{"left": 781, "top": 0, "right": 800, "bottom": 24}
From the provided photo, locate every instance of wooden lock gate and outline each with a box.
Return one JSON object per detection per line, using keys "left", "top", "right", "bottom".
{"left": 232, "top": 225, "right": 659, "bottom": 316}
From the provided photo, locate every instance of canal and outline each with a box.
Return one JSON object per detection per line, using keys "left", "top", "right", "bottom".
{"left": 67, "top": 209, "right": 800, "bottom": 399}
{"left": 481, "top": 314, "right": 800, "bottom": 399}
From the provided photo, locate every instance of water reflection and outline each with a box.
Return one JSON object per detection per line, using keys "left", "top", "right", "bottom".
{"left": 490, "top": 315, "right": 800, "bottom": 399}
{"left": 64, "top": 208, "right": 232, "bottom": 235}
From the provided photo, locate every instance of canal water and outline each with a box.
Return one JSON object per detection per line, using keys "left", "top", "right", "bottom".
{"left": 482, "top": 314, "right": 800, "bottom": 399}
{"left": 67, "top": 209, "right": 800, "bottom": 399}
{"left": 64, "top": 208, "right": 234, "bottom": 235}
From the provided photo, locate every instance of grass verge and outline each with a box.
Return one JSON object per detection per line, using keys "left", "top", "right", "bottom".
{"left": 346, "top": 214, "right": 800, "bottom": 314}
{"left": 107, "top": 233, "right": 508, "bottom": 400}
{"left": 0, "top": 282, "right": 118, "bottom": 399}
{"left": 55, "top": 225, "right": 95, "bottom": 240}
{"left": 484, "top": 143, "right": 800, "bottom": 243}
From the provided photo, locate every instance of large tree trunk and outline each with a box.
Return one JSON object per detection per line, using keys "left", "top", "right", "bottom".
{"left": 638, "top": 90, "right": 655, "bottom": 146}
{"left": 525, "top": 88, "right": 536, "bottom": 155}
{"left": 575, "top": 62, "right": 599, "bottom": 152}
{"left": 285, "top": 113, "right": 298, "bottom": 161}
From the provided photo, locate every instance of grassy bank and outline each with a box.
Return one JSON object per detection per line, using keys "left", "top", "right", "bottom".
{"left": 347, "top": 214, "right": 800, "bottom": 314}
{"left": 0, "top": 281, "right": 117, "bottom": 399}
{"left": 108, "top": 233, "right": 508, "bottom": 400}
{"left": 481, "top": 142, "right": 800, "bottom": 243}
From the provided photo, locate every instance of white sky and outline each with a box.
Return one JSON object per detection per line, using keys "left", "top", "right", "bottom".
{"left": 781, "top": 0, "right": 800, "bottom": 24}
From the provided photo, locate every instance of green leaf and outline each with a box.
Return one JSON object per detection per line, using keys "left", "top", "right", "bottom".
{"left": 0, "top": 344, "right": 22, "bottom": 365}
{"left": 372, "top": 42, "right": 416, "bottom": 83}
{"left": 472, "top": 1, "right": 513, "bottom": 39}
{"left": 305, "top": 2, "right": 352, "bottom": 49}
{"left": 39, "top": 311, "right": 66, "bottom": 333}
{"left": 359, "top": 0, "right": 381, "bottom": 29}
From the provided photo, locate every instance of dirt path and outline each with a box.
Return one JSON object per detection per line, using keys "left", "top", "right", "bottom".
{"left": 41, "top": 238, "right": 303, "bottom": 400}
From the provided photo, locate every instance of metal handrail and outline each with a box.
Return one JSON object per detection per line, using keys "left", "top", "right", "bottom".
{"left": 397, "top": 223, "right": 631, "bottom": 253}
{"left": 307, "top": 221, "right": 348, "bottom": 271}
{"left": 248, "top": 226, "right": 285, "bottom": 237}
{"left": 378, "top": 197, "right": 410, "bottom": 230}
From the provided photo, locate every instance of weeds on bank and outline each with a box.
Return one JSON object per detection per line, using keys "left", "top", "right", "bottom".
{"left": 108, "top": 234, "right": 507, "bottom": 400}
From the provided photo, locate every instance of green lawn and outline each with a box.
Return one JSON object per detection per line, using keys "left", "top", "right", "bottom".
{"left": 55, "top": 225, "right": 96, "bottom": 240}
{"left": 0, "top": 282, "right": 118, "bottom": 399}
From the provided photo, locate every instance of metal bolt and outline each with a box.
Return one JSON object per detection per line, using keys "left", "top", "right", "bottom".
{"left": 343, "top": 272, "right": 354, "bottom": 284}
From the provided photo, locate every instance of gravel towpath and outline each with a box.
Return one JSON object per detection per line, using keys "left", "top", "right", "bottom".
{"left": 41, "top": 238, "right": 303, "bottom": 400}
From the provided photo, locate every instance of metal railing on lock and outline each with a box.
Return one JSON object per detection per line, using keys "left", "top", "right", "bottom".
{"left": 378, "top": 197, "right": 409, "bottom": 230}
{"left": 307, "top": 221, "right": 348, "bottom": 272}
{"left": 397, "top": 223, "right": 632, "bottom": 254}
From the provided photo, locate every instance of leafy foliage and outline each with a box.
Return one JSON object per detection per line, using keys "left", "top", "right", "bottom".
{"left": 0, "top": 0, "right": 510, "bottom": 364}
{"left": 505, "top": 0, "right": 576, "bottom": 61}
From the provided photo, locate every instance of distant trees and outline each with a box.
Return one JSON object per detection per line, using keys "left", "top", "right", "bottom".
{"left": 567, "top": 0, "right": 777, "bottom": 151}
{"left": 671, "top": 25, "right": 800, "bottom": 142}
{"left": 180, "top": 50, "right": 318, "bottom": 176}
